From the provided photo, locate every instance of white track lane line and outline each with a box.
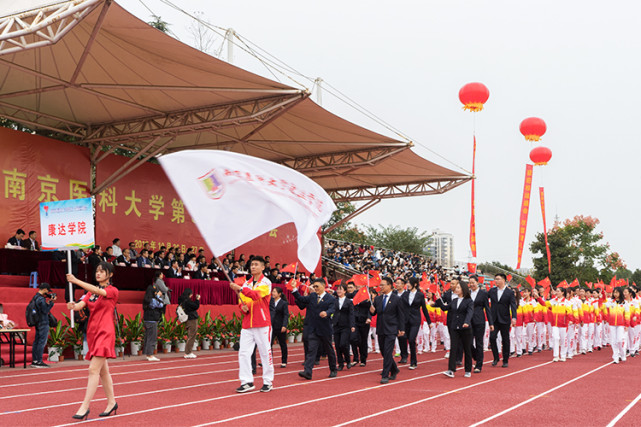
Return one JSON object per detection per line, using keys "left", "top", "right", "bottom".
{"left": 197, "top": 361, "right": 553, "bottom": 427}
{"left": 48, "top": 355, "right": 449, "bottom": 426}
{"left": 0, "top": 351, "right": 307, "bottom": 401}
{"left": 605, "top": 390, "right": 641, "bottom": 427}
{"left": 326, "top": 361, "right": 554, "bottom": 427}
{"left": 468, "top": 361, "right": 612, "bottom": 427}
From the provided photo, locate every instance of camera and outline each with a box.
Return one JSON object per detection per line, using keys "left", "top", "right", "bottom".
{"left": 47, "top": 292, "right": 57, "bottom": 299}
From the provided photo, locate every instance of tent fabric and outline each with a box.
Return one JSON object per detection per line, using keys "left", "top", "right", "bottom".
{"left": 0, "top": 0, "right": 470, "bottom": 201}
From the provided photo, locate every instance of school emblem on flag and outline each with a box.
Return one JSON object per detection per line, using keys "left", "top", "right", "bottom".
{"left": 198, "top": 169, "right": 225, "bottom": 200}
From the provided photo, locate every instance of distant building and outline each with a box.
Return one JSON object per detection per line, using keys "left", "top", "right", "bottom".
{"left": 425, "top": 229, "right": 454, "bottom": 268}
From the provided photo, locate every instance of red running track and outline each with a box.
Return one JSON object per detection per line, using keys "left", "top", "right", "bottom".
{"left": 1, "top": 344, "right": 640, "bottom": 426}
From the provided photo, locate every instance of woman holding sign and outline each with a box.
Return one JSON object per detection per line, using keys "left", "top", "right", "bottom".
{"left": 66, "top": 262, "right": 119, "bottom": 420}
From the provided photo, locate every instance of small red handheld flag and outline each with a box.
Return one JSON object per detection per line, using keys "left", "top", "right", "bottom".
{"left": 351, "top": 274, "right": 369, "bottom": 288}
{"left": 282, "top": 263, "right": 297, "bottom": 274}
{"left": 234, "top": 277, "right": 246, "bottom": 286}
{"left": 286, "top": 278, "right": 298, "bottom": 291}
{"left": 525, "top": 275, "right": 536, "bottom": 287}
{"left": 352, "top": 286, "right": 370, "bottom": 305}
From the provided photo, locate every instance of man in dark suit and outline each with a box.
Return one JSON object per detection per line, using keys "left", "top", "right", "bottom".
{"left": 393, "top": 277, "right": 409, "bottom": 363}
{"left": 294, "top": 278, "right": 337, "bottom": 380}
{"left": 165, "top": 260, "right": 181, "bottom": 278}
{"left": 468, "top": 275, "right": 493, "bottom": 373}
{"left": 192, "top": 263, "right": 210, "bottom": 280}
{"left": 22, "top": 230, "right": 39, "bottom": 251}
{"left": 401, "top": 277, "right": 430, "bottom": 369}
{"left": 488, "top": 273, "right": 517, "bottom": 368}
{"left": 370, "top": 276, "right": 406, "bottom": 384}
{"left": 7, "top": 228, "right": 25, "bottom": 248}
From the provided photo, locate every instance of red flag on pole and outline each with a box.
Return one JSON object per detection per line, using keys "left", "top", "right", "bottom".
{"left": 351, "top": 274, "right": 369, "bottom": 288}
{"left": 570, "top": 278, "right": 579, "bottom": 288}
{"left": 368, "top": 270, "right": 381, "bottom": 288}
{"left": 538, "top": 277, "right": 551, "bottom": 289}
{"left": 332, "top": 279, "right": 342, "bottom": 287}
{"left": 525, "top": 275, "right": 536, "bottom": 287}
{"left": 234, "top": 276, "right": 246, "bottom": 286}
{"left": 468, "top": 263, "right": 477, "bottom": 274}
{"left": 539, "top": 187, "right": 552, "bottom": 274}
{"left": 558, "top": 280, "right": 568, "bottom": 289}
{"left": 286, "top": 278, "right": 298, "bottom": 291}
{"left": 516, "top": 165, "right": 534, "bottom": 269}
{"left": 507, "top": 274, "right": 513, "bottom": 282}
{"left": 281, "top": 263, "right": 297, "bottom": 274}
{"left": 478, "top": 276, "right": 485, "bottom": 284}
{"left": 352, "top": 286, "right": 370, "bottom": 305}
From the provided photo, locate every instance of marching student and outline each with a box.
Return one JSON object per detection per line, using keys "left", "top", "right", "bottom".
{"left": 538, "top": 287, "right": 572, "bottom": 362}
{"left": 468, "top": 275, "right": 492, "bottom": 372}
{"left": 532, "top": 287, "right": 548, "bottom": 351}
{"left": 592, "top": 289, "right": 604, "bottom": 351}
{"left": 623, "top": 287, "right": 638, "bottom": 357}
{"left": 229, "top": 256, "right": 274, "bottom": 393}
{"left": 368, "top": 288, "right": 380, "bottom": 354}
{"left": 424, "top": 290, "right": 439, "bottom": 353}
{"left": 521, "top": 287, "right": 536, "bottom": 355}
{"left": 332, "top": 284, "right": 355, "bottom": 371}
{"left": 400, "top": 277, "right": 430, "bottom": 369}
{"left": 346, "top": 282, "right": 372, "bottom": 367}
{"left": 603, "top": 287, "right": 629, "bottom": 364}
{"left": 512, "top": 289, "right": 525, "bottom": 357}
{"left": 578, "top": 288, "right": 594, "bottom": 354}
{"left": 488, "top": 273, "right": 517, "bottom": 368}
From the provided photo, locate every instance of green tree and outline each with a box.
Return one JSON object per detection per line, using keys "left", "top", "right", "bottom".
{"left": 364, "top": 224, "right": 431, "bottom": 254}
{"left": 631, "top": 269, "right": 641, "bottom": 286}
{"left": 148, "top": 16, "right": 170, "bottom": 33}
{"left": 530, "top": 215, "right": 620, "bottom": 285}
{"left": 323, "top": 202, "right": 367, "bottom": 244}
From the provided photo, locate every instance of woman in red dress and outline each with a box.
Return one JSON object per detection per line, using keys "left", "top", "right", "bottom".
{"left": 66, "top": 262, "right": 119, "bottom": 420}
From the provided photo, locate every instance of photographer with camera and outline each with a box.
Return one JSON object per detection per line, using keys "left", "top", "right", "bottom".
{"left": 30, "top": 283, "right": 56, "bottom": 368}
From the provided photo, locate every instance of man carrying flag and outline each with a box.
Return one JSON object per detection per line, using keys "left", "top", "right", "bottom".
{"left": 347, "top": 282, "right": 372, "bottom": 367}
{"left": 230, "top": 256, "right": 274, "bottom": 393}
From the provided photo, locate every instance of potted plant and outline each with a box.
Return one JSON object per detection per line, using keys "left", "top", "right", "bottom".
{"left": 174, "top": 322, "right": 187, "bottom": 352}
{"left": 226, "top": 314, "right": 242, "bottom": 348}
{"left": 287, "top": 316, "right": 297, "bottom": 343}
{"left": 63, "top": 314, "right": 84, "bottom": 360}
{"left": 124, "top": 313, "right": 145, "bottom": 356}
{"left": 158, "top": 315, "right": 175, "bottom": 353}
{"left": 294, "top": 313, "right": 304, "bottom": 342}
{"left": 212, "top": 315, "right": 226, "bottom": 349}
{"left": 114, "top": 313, "right": 126, "bottom": 357}
{"left": 198, "top": 312, "right": 213, "bottom": 350}
{"left": 47, "top": 320, "right": 70, "bottom": 362}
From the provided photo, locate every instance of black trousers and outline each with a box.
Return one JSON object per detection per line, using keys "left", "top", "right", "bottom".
{"left": 351, "top": 323, "right": 370, "bottom": 363}
{"left": 271, "top": 328, "right": 288, "bottom": 364}
{"left": 471, "top": 321, "right": 486, "bottom": 369}
{"left": 490, "top": 322, "right": 511, "bottom": 362}
{"left": 334, "top": 328, "right": 351, "bottom": 367}
{"left": 398, "top": 333, "right": 408, "bottom": 359}
{"left": 304, "top": 333, "right": 336, "bottom": 375}
{"left": 378, "top": 334, "right": 399, "bottom": 378}
{"left": 404, "top": 323, "right": 420, "bottom": 365}
{"left": 449, "top": 327, "right": 473, "bottom": 373}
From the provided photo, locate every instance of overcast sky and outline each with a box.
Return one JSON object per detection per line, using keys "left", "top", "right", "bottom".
{"left": 120, "top": 0, "right": 641, "bottom": 271}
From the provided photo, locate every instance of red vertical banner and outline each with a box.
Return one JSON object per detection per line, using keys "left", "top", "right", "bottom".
{"left": 469, "top": 136, "right": 477, "bottom": 257}
{"left": 539, "top": 187, "right": 552, "bottom": 274}
{"left": 516, "top": 164, "right": 534, "bottom": 269}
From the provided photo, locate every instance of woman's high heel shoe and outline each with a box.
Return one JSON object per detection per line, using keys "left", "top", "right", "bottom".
{"left": 72, "top": 410, "right": 89, "bottom": 420}
{"left": 99, "top": 402, "right": 118, "bottom": 417}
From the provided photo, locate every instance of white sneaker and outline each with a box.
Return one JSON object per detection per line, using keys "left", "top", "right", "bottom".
{"left": 444, "top": 352, "right": 450, "bottom": 358}
{"left": 431, "top": 349, "right": 436, "bottom": 353}
{"left": 418, "top": 351, "right": 423, "bottom": 355}
{"left": 553, "top": 357, "right": 559, "bottom": 362}
{"left": 184, "top": 353, "right": 197, "bottom": 359}
{"left": 560, "top": 358, "right": 566, "bottom": 362}
{"left": 147, "top": 356, "right": 160, "bottom": 361}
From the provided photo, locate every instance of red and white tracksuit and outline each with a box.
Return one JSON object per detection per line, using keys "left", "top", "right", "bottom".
{"left": 541, "top": 297, "right": 573, "bottom": 360}
{"left": 603, "top": 299, "right": 630, "bottom": 362}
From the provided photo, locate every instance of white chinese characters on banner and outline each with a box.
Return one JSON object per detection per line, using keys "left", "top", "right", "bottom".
{"left": 40, "top": 197, "right": 95, "bottom": 250}
{"left": 159, "top": 151, "right": 336, "bottom": 272}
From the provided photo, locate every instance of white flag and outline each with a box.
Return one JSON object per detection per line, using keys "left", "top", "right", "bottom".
{"left": 158, "top": 150, "right": 336, "bottom": 272}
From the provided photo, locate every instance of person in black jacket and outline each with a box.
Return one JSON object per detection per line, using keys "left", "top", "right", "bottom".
{"left": 488, "top": 273, "right": 517, "bottom": 368}
{"left": 270, "top": 287, "right": 289, "bottom": 367}
{"left": 142, "top": 284, "right": 165, "bottom": 361}
{"left": 370, "top": 276, "right": 405, "bottom": 384}
{"left": 468, "top": 275, "right": 493, "bottom": 373}
{"left": 332, "top": 284, "right": 355, "bottom": 371}
{"left": 347, "top": 282, "right": 371, "bottom": 367}
{"left": 178, "top": 289, "right": 200, "bottom": 359}
{"left": 401, "top": 277, "right": 430, "bottom": 369}
{"left": 433, "top": 281, "right": 474, "bottom": 378}
{"left": 30, "top": 283, "right": 56, "bottom": 367}
{"left": 294, "top": 278, "right": 337, "bottom": 380}
{"left": 393, "top": 278, "right": 409, "bottom": 364}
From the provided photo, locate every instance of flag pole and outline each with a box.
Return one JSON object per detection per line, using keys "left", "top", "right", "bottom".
{"left": 215, "top": 253, "right": 242, "bottom": 303}
{"left": 67, "top": 249, "right": 74, "bottom": 329}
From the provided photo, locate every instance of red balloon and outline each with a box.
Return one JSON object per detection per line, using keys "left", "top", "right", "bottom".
{"left": 520, "top": 117, "right": 547, "bottom": 142}
{"left": 459, "top": 82, "right": 489, "bottom": 112}
{"left": 530, "top": 146, "right": 552, "bottom": 165}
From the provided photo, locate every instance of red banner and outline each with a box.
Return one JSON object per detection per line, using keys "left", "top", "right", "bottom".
{"left": 95, "top": 154, "right": 323, "bottom": 275}
{"left": 516, "top": 164, "right": 534, "bottom": 269}
{"left": 469, "top": 136, "right": 477, "bottom": 257}
{"left": 539, "top": 187, "right": 552, "bottom": 274}
{"left": 0, "top": 128, "right": 90, "bottom": 240}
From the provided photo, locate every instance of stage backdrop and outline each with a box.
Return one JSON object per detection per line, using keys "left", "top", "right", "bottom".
{"left": 96, "top": 153, "right": 323, "bottom": 275}
{"left": 0, "top": 127, "right": 90, "bottom": 241}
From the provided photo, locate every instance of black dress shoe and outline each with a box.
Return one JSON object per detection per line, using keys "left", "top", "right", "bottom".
{"left": 252, "top": 369, "right": 257, "bottom": 375}
{"left": 502, "top": 362, "right": 509, "bottom": 368}
{"left": 492, "top": 359, "right": 499, "bottom": 367}
{"left": 337, "top": 366, "right": 343, "bottom": 371}
{"left": 380, "top": 377, "right": 389, "bottom": 384}
{"left": 72, "top": 410, "right": 90, "bottom": 420}
{"left": 390, "top": 370, "right": 398, "bottom": 380}
{"left": 314, "top": 361, "right": 320, "bottom": 366}
{"left": 298, "top": 371, "right": 312, "bottom": 380}
{"left": 399, "top": 358, "right": 408, "bottom": 364}
{"left": 456, "top": 362, "right": 463, "bottom": 367}
{"left": 345, "top": 363, "right": 351, "bottom": 370}
{"left": 328, "top": 370, "right": 337, "bottom": 378}
{"left": 99, "top": 402, "right": 118, "bottom": 417}
{"left": 359, "top": 362, "right": 366, "bottom": 367}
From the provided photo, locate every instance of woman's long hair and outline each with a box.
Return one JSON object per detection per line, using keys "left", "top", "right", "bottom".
{"left": 178, "top": 288, "right": 193, "bottom": 305}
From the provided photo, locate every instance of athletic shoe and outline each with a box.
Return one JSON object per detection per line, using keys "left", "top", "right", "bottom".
{"left": 464, "top": 372, "right": 471, "bottom": 378}
{"left": 33, "top": 361, "right": 50, "bottom": 368}
{"left": 260, "top": 384, "right": 273, "bottom": 392}
{"left": 560, "top": 358, "right": 566, "bottom": 362}
{"left": 375, "top": 350, "right": 380, "bottom": 354}
{"left": 409, "top": 364, "right": 417, "bottom": 370}
{"left": 30, "top": 362, "right": 44, "bottom": 368}
{"left": 236, "top": 383, "right": 255, "bottom": 393}
{"left": 380, "top": 377, "right": 389, "bottom": 384}
{"left": 184, "top": 353, "right": 197, "bottom": 359}
{"left": 444, "top": 352, "right": 450, "bottom": 358}
{"left": 443, "top": 370, "right": 454, "bottom": 378}
{"left": 566, "top": 355, "right": 573, "bottom": 360}
{"left": 359, "top": 362, "right": 366, "bottom": 367}
{"left": 553, "top": 357, "right": 559, "bottom": 362}
{"left": 418, "top": 351, "right": 423, "bottom": 355}
{"left": 280, "top": 363, "right": 287, "bottom": 368}
{"left": 349, "top": 362, "right": 358, "bottom": 368}
{"left": 431, "top": 349, "right": 436, "bottom": 353}
{"left": 528, "top": 351, "right": 533, "bottom": 356}
{"left": 473, "top": 368, "right": 481, "bottom": 373}
{"left": 147, "top": 356, "right": 160, "bottom": 361}
{"left": 394, "top": 353, "right": 401, "bottom": 357}
{"left": 613, "top": 359, "right": 619, "bottom": 364}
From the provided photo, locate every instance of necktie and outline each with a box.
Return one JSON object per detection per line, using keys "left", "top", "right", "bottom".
{"left": 382, "top": 294, "right": 388, "bottom": 311}
{"left": 317, "top": 295, "right": 321, "bottom": 304}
